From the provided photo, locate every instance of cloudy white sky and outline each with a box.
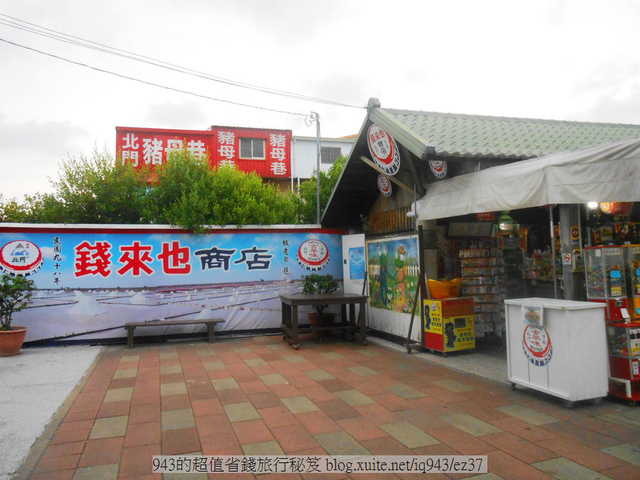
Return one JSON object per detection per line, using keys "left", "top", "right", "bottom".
{"left": 2, "top": 0, "right": 640, "bottom": 200}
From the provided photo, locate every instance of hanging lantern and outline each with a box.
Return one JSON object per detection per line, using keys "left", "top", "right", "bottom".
{"left": 600, "top": 202, "right": 634, "bottom": 216}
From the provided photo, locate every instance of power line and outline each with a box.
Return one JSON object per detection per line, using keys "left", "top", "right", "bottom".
{"left": 0, "top": 37, "right": 311, "bottom": 117}
{"left": 0, "top": 13, "right": 364, "bottom": 110}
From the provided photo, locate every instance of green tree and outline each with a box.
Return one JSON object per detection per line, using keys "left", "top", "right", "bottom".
{"left": 1, "top": 147, "right": 320, "bottom": 229}
{"left": 1, "top": 148, "right": 152, "bottom": 224}
{"left": 295, "top": 155, "right": 346, "bottom": 223}
{"left": 146, "top": 148, "right": 298, "bottom": 232}
{"left": 0, "top": 195, "right": 25, "bottom": 222}
{"left": 49, "top": 148, "right": 151, "bottom": 224}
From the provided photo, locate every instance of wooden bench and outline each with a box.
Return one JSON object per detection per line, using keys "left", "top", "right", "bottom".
{"left": 124, "top": 318, "right": 225, "bottom": 349}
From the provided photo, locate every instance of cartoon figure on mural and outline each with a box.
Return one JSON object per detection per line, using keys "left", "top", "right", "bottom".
{"left": 395, "top": 245, "right": 406, "bottom": 309}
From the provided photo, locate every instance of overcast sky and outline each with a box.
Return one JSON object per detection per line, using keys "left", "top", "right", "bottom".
{"left": 2, "top": 0, "right": 640, "bottom": 200}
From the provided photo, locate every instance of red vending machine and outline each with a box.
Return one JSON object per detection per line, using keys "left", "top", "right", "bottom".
{"left": 423, "top": 297, "right": 475, "bottom": 354}
{"left": 585, "top": 245, "right": 640, "bottom": 404}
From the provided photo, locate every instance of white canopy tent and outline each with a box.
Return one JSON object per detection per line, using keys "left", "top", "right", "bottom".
{"left": 416, "top": 135, "right": 640, "bottom": 220}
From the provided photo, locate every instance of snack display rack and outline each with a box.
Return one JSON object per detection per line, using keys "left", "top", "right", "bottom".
{"left": 457, "top": 238, "right": 506, "bottom": 338}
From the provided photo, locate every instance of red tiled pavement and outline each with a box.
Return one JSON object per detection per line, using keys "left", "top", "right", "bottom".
{"left": 13, "top": 335, "right": 640, "bottom": 479}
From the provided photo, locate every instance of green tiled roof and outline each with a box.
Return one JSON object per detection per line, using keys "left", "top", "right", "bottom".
{"left": 376, "top": 108, "right": 640, "bottom": 159}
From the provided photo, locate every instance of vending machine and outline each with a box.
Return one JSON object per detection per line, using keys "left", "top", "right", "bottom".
{"left": 423, "top": 297, "right": 475, "bottom": 354}
{"left": 584, "top": 245, "right": 629, "bottom": 321}
{"left": 585, "top": 245, "right": 640, "bottom": 403}
{"left": 623, "top": 245, "right": 640, "bottom": 319}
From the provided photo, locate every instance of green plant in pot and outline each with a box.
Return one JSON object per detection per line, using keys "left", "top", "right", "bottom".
{"left": 0, "top": 274, "right": 36, "bottom": 356}
{"left": 302, "top": 274, "right": 340, "bottom": 339}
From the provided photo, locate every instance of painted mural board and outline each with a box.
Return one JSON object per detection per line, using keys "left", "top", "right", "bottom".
{"left": 0, "top": 225, "right": 344, "bottom": 344}
{"left": 366, "top": 234, "right": 419, "bottom": 313}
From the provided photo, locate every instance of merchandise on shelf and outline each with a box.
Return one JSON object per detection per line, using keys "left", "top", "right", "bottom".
{"left": 456, "top": 238, "right": 506, "bottom": 337}
{"left": 584, "top": 245, "right": 629, "bottom": 322}
{"left": 623, "top": 246, "right": 640, "bottom": 319}
{"left": 526, "top": 250, "right": 556, "bottom": 282}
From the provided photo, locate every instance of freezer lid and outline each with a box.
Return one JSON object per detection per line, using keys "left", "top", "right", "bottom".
{"left": 504, "top": 297, "right": 607, "bottom": 310}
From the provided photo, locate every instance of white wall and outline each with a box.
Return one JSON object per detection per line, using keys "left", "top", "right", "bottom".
{"left": 292, "top": 136, "right": 355, "bottom": 180}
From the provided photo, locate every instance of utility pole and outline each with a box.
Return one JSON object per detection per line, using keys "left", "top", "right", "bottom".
{"left": 308, "top": 112, "right": 321, "bottom": 225}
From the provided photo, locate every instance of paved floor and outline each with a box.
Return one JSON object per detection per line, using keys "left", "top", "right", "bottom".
{"left": 0, "top": 345, "right": 102, "bottom": 480}
{"left": 14, "top": 334, "right": 640, "bottom": 479}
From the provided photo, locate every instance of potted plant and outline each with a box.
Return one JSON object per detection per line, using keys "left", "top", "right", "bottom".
{"left": 302, "top": 274, "right": 340, "bottom": 339}
{"left": 0, "top": 274, "right": 36, "bottom": 356}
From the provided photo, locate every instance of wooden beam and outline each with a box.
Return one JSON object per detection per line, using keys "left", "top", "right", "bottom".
{"left": 359, "top": 156, "right": 415, "bottom": 195}
{"left": 401, "top": 145, "right": 425, "bottom": 196}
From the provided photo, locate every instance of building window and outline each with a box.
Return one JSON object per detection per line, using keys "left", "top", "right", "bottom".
{"left": 240, "top": 138, "right": 266, "bottom": 159}
{"left": 321, "top": 146, "right": 342, "bottom": 164}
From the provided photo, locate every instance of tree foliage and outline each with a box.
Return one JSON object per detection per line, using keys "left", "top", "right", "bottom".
{"left": 295, "top": 155, "right": 346, "bottom": 224}
{"left": 0, "top": 147, "right": 301, "bottom": 230}
{"left": 146, "top": 149, "right": 298, "bottom": 232}
{"left": 50, "top": 148, "right": 152, "bottom": 224}
{"left": 1, "top": 148, "right": 150, "bottom": 224}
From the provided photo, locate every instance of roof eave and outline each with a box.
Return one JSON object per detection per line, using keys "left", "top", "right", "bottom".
{"left": 368, "top": 107, "right": 436, "bottom": 160}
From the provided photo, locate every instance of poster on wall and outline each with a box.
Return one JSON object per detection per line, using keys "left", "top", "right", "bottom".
{"left": 349, "top": 247, "right": 365, "bottom": 280}
{"left": 367, "top": 234, "right": 419, "bottom": 313}
{"left": 0, "top": 226, "right": 343, "bottom": 343}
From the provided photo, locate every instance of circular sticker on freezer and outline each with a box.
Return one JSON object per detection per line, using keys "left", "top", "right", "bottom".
{"left": 297, "top": 239, "right": 330, "bottom": 271}
{"left": 522, "top": 323, "right": 553, "bottom": 367}
{"left": 0, "top": 240, "right": 43, "bottom": 276}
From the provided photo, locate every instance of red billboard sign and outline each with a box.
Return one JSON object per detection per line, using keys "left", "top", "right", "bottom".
{"left": 116, "top": 126, "right": 292, "bottom": 178}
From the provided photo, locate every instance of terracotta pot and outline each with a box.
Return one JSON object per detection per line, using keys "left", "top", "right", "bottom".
{"left": 308, "top": 313, "right": 335, "bottom": 340}
{"left": 0, "top": 326, "right": 27, "bottom": 357}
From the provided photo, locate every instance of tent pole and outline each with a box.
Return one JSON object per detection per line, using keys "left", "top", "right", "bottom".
{"left": 549, "top": 206, "right": 558, "bottom": 298}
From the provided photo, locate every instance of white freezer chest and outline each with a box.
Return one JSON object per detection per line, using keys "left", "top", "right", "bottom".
{"left": 504, "top": 298, "right": 608, "bottom": 405}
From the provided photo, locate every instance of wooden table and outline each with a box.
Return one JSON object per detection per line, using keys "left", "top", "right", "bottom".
{"left": 280, "top": 293, "right": 368, "bottom": 349}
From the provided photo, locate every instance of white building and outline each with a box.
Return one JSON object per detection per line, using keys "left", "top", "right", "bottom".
{"left": 291, "top": 135, "right": 356, "bottom": 186}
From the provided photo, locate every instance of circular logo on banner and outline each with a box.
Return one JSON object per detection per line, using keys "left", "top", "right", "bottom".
{"left": 377, "top": 174, "right": 392, "bottom": 197}
{"left": 522, "top": 324, "right": 553, "bottom": 367}
{"left": 297, "top": 239, "right": 330, "bottom": 271}
{"left": 367, "top": 124, "right": 401, "bottom": 176}
{"left": 429, "top": 160, "right": 448, "bottom": 178}
{"left": 0, "top": 240, "right": 44, "bottom": 276}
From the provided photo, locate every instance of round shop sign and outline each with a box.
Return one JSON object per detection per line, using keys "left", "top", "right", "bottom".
{"left": 429, "top": 160, "right": 448, "bottom": 178}
{"left": 367, "top": 124, "right": 401, "bottom": 176}
{"left": 377, "top": 174, "right": 392, "bottom": 197}
{"left": 297, "top": 239, "right": 330, "bottom": 271}
{"left": 0, "top": 240, "right": 43, "bottom": 276}
{"left": 522, "top": 323, "right": 553, "bottom": 367}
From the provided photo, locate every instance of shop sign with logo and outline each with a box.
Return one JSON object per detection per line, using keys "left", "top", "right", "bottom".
{"left": 0, "top": 230, "right": 342, "bottom": 289}
{"left": 377, "top": 174, "right": 392, "bottom": 197}
{"left": 429, "top": 160, "right": 448, "bottom": 178}
{"left": 0, "top": 227, "right": 345, "bottom": 344}
{"left": 0, "top": 240, "right": 44, "bottom": 276}
{"left": 367, "top": 124, "right": 401, "bottom": 176}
